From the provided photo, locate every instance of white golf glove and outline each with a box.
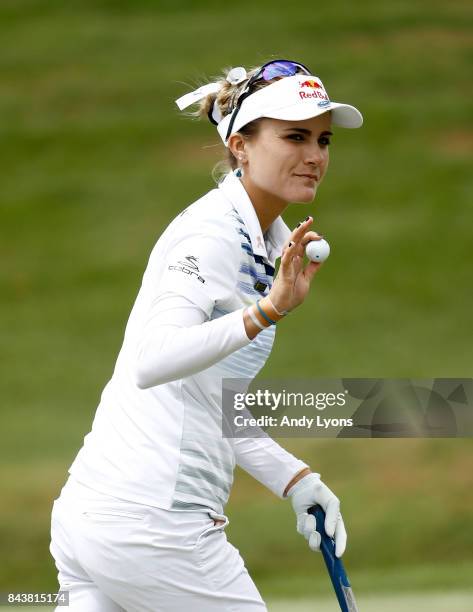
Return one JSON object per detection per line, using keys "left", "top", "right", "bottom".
{"left": 288, "top": 472, "right": 347, "bottom": 558}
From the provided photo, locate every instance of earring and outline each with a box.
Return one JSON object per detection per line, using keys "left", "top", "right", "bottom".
{"left": 234, "top": 167, "right": 244, "bottom": 178}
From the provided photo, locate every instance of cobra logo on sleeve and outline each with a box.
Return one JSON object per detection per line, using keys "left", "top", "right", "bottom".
{"left": 168, "top": 255, "right": 206, "bottom": 284}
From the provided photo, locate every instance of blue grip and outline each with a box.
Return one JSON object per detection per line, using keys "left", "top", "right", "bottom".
{"left": 308, "top": 505, "right": 358, "bottom": 612}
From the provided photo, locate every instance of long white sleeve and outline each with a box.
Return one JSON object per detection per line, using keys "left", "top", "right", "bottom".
{"left": 234, "top": 436, "right": 309, "bottom": 499}
{"left": 133, "top": 293, "right": 307, "bottom": 497}
{"left": 133, "top": 293, "right": 251, "bottom": 389}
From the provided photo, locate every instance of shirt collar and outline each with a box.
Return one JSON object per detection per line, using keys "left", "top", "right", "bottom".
{"left": 218, "top": 172, "right": 291, "bottom": 266}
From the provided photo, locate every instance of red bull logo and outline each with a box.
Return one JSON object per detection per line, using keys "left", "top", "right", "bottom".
{"left": 300, "top": 79, "right": 322, "bottom": 89}
{"left": 299, "top": 78, "right": 329, "bottom": 101}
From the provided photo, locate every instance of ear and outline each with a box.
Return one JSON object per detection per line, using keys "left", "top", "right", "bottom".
{"left": 227, "top": 133, "right": 246, "bottom": 159}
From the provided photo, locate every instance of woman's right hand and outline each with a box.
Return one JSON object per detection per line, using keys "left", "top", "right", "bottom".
{"left": 267, "top": 216, "right": 324, "bottom": 314}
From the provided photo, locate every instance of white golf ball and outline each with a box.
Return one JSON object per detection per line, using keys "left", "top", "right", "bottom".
{"left": 305, "top": 238, "right": 330, "bottom": 262}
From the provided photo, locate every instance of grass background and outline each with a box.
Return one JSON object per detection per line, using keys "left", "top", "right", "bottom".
{"left": 1, "top": 0, "right": 472, "bottom": 605}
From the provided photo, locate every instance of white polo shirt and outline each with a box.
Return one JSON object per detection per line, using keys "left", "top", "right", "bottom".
{"left": 69, "top": 172, "right": 308, "bottom": 514}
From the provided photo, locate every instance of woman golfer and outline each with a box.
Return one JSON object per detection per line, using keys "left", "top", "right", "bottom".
{"left": 50, "top": 59, "right": 362, "bottom": 611}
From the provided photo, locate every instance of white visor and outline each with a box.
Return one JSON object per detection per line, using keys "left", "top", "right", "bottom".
{"left": 217, "top": 74, "right": 363, "bottom": 145}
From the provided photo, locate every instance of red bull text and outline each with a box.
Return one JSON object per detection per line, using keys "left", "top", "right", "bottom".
{"left": 299, "top": 79, "right": 329, "bottom": 101}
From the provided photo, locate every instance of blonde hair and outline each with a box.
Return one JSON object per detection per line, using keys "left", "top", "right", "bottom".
{"left": 191, "top": 65, "right": 276, "bottom": 181}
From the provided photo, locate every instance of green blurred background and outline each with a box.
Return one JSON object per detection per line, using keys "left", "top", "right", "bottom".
{"left": 1, "top": 0, "right": 472, "bottom": 609}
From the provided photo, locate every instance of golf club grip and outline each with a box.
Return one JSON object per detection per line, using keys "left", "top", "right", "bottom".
{"left": 308, "top": 505, "right": 359, "bottom": 612}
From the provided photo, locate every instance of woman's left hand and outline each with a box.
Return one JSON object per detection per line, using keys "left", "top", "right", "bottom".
{"left": 267, "top": 216, "right": 324, "bottom": 314}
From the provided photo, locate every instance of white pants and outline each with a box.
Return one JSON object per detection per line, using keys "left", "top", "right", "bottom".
{"left": 50, "top": 478, "right": 267, "bottom": 611}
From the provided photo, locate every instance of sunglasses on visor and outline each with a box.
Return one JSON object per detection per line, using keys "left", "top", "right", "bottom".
{"left": 223, "top": 59, "right": 312, "bottom": 142}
